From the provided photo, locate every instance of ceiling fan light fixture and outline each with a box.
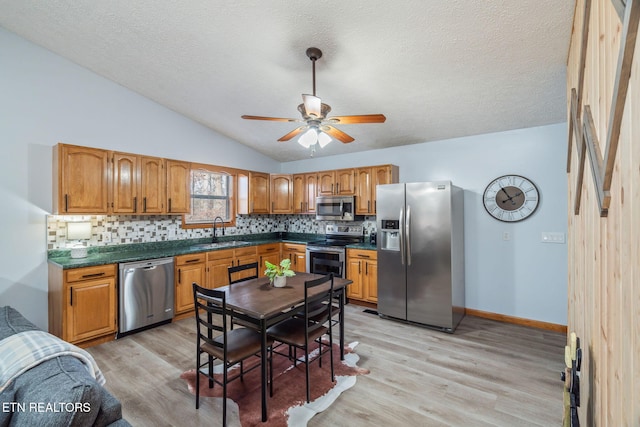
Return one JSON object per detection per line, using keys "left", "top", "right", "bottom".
{"left": 302, "top": 94, "right": 322, "bottom": 118}
{"left": 317, "top": 131, "right": 332, "bottom": 148}
{"left": 298, "top": 128, "right": 317, "bottom": 148}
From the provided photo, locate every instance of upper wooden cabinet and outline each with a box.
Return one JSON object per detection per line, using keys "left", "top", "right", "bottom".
{"left": 111, "top": 152, "right": 139, "bottom": 214}
{"left": 139, "top": 156, "right": 165, "bottom": 214}
{"left": 292, "top": 173, "right": 318, "bottom": 214}
{"left": 270, "top": 174, "right": 293, "bottom": 214}
{"left": 356, "top": 165, "right": 399, "bottom": 215}
{"left": 53, "top": 144, "right": 110, "bottom": 214}
{"left": 54, "top": 143, "right": 191, "bottom": 215}
{"left": 166, "top": 160, "right": 191, "bottom": 214}
{"left": 250, "top": 172, "right": 270, "bottom": 214}
{"left": 317, "top": 169, "right": 356, "bottom": 196}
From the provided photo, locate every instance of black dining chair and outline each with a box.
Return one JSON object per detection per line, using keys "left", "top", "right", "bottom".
{"left": 192, "top": 282, "right": 273, "bottom": 426}
{"left": 267, "top": 273, "right": 335, "bottom": 403}
{"left": 228, "top": 261, "right": 259, "bottom": 284}
{"left": 308, "top": 259, "right": 343, "bottom": 327}
{"left": 227, "top": 262, "right": 260, "bottom": 330}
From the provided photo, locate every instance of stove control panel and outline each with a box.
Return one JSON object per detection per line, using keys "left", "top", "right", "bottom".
{"left": 325, "top": 224, "right": 363, "bottom": 237}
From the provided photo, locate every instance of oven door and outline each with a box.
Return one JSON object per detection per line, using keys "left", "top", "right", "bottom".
{"left": 306, "top": 247, "right": 345, "bottom": 278}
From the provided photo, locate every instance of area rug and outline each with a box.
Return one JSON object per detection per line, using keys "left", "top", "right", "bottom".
{"left": 180, "top": 341, "right": 368, "bottom": 427}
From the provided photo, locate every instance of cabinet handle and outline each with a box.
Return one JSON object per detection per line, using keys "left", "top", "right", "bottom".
{"left": 368, "top": 200, "right": 370, "bottom": 211}
{"left": 133, "top": 196, "right": 137, "bottom": 213}
{"left": 184, "top": 258, "right": 200, "bottom": 264}
{"left": 168, "top": 198, "right": 172, "bottom": 212}
{"left": 69, "top": 287, "right": 73, "bottom": 306}
{"left": 64, "top": 194, "right": 69, "bottom": 212}
{"left": 331, "top": 183, "right": 334, "bottom": 194}
{"left": 178, "top": 268, "right": 182, "bottom": 284}
{"left": 143, "top": 197, "right": 147, "bottom": 212}
{"left": 365, "top": 263, "right": 368, "bottom": 275}
{"left": 358, "top": 261, "right": 361, "bottom": 274}
{"left": 357, "top": 254, "right": 371, "bottom": 259}
{"left": 81, "top": 272, "right": 105, "bottom": 279}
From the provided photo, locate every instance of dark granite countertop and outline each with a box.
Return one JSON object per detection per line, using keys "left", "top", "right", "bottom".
{"left": 47, "top": 232, "right": 376, "bottom": 269}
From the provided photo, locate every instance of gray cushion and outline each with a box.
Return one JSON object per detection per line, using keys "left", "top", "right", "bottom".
{"left": 0, "top": 306, "right": 129, "bottom": 426}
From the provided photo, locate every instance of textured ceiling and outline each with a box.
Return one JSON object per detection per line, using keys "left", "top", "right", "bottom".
{"left": 0, "top": 0, "right": 576, "bottom": 162}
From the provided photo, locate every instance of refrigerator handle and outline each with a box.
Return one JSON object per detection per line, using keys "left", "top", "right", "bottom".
{"left": 399, "top": 207, "right": 405, "bottom": 265}
{"left": 406, "top": 204, "right": 412, "bottom": 266}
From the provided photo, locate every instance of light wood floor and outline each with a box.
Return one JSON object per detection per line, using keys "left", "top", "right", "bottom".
{"left": 87, "top": 305, "right": 566, "bottom": 426}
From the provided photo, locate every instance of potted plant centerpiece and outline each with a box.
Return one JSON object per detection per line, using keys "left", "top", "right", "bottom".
{"left": 264, "top": 259, "right": 295, "bottom": 287}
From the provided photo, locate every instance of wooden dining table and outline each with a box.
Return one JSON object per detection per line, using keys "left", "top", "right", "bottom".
{"left": 215, "top": 272, "right": 352, "bottom": 422}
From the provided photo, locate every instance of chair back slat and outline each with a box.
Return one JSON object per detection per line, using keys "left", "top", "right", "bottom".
{"left": 228, "top": 262, "right": 259, "bottom": 284}
{"left": 304, "top": 274, "right": 334, "bottom": 334}
{"left": 193, "top": 283, "right": 226, "bottom": 352}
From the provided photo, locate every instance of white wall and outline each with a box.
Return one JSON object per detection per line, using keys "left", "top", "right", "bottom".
{"left": 0, "top": 26, "right": 568, "bottom": 329}
{"left": 0, "top": 27, "right": 279, "bottom": 329}
{"left": 282, "top": 123, "right": 568, "bottom": 325}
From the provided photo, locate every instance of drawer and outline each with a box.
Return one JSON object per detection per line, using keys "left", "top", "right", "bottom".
{"left": 282, "top": 243, "right": 305, "bottom": 253}
{"left": 234, "top": 245, "right": 257, "bottom": 257}
{"left": 346, "top": 248, "right": 377, "bottom": 260}
{"left": 175, "top": 253, "right": 206, "bottom": 265}
{"left": 65, "top": 264, "right": 117, "bottom": 283}
{"left": 257, "top": 243, "right": 280, "bottom": 254}
{"left": 207, "top": 248, "right": 234, "bottom": 261}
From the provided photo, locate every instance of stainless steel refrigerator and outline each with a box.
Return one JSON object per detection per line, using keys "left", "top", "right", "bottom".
{"left": 376, "top": 181, "right": 465, "bottom": 333}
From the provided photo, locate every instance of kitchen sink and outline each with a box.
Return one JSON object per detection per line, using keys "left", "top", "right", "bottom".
{"left": 190, "top": 241, "right": 251, "bottom": 250}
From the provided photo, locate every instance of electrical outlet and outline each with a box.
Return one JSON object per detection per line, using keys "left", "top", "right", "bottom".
{"left": 502, "top": 232, "right": 511, "bottom": 241}
{"left": 101, "top": 232, "right": 111, "bottom": 243}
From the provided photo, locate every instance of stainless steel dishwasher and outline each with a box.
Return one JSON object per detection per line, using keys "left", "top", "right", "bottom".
{"left": 118, "top": 257, "right": 174, "bottom": 336}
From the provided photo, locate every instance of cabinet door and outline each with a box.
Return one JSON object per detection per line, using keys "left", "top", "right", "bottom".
{"left": 282, "top": 243, "right": 306, "bottom": 272}
{"left": 65, "top": 277, "right": 116, "bottom": 343}
{"left": 356, "top": 167, "right": 373, "bottom": 214}
{"left": 55, "top": 144, "right": 109, "bottom": 214}
{"left": 292, "top": 174, "right": 307, "bottom": 214}
{"left": 346, "top": 258, "right": 364, "bottom": 299}
{"left": 317, "top": 171, "right": 336, "bottom": 196}
{"left": 111, "top": 152, "right": 139, "bottom": 214}
{"left": 175, "top": 254, "right": 205, "bottom": 314}
{"left": 365, "top": 260, "right": 378, "bottom": 303}
{"left": 305, "top": 173, "right": 318, "bottom": 213}
{"left": 140, "top": 156, "right": 165, "bottom": 213}
{"left": 335, "top": 168, "right": 356, "bottom": 195}
{"left": 207, "top": 258, "right": 233, "bottom": 288}
{"left": 166, "top": 160, "right": 191, "bottom": 214}
{"left": 372, "top": 165, "right": 399, "bottom": 213}
{"left": 250, "top": 172, "right": 270, "bottom": 214}
{"left": 270, "top": 174, "right": 293, "bottom": 213}
{"left": 258, "top": 243, "right": 281, "bottom": 277}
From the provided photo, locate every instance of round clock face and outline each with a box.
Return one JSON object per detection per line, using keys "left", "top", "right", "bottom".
{"left": 483, "top": 175, "right": 539, "bottom": 222}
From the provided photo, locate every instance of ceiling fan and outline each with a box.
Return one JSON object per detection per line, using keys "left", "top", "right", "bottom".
{"left": 241, "top": 47, "right": 386, "bottom": 149}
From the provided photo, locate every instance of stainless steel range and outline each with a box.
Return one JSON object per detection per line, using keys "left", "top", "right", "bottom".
{"left": 306, "top": 224, "right": 364, "bottom": 278}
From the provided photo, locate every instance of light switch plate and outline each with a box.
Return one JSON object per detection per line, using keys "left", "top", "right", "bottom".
{"left": 541, "top": 232, "right": 565, "bottom": 244}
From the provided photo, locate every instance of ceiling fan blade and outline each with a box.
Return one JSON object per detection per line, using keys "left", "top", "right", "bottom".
{"left": 277, "top": 126, "right": 308, "bottom": 142}
{"left": 241, "top": 115, "right": 298, "bottom": 122}
{"left": 327, "top": 114, "right": 387, "bottom": 124}
{"left": 322, "top": 126, "right": 355, "bottom": 143}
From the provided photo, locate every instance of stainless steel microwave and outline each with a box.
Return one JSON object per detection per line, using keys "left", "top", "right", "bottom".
{"left": 315, "top": 196, "right": 355, "bottom": 221}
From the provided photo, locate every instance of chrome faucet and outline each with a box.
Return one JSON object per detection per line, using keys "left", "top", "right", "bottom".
{"left": 212, "top": 216, "right": 225, "bottom": 243}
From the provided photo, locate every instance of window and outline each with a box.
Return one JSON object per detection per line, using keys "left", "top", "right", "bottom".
{"left": 183, "top": 166, "right": 235, "bottom": 227}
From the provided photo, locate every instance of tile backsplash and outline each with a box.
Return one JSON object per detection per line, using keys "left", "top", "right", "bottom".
{"left": 47, "top": 214, "right": 376, "bottom": 250}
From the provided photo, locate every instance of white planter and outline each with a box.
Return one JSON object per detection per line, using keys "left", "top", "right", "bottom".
{"left": 273, "top": 276, "right": 287, "bottom": 288}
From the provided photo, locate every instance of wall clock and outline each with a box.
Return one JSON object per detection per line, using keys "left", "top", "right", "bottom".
{"left": 483, "top": 175, "right": 539, "bottom": 222}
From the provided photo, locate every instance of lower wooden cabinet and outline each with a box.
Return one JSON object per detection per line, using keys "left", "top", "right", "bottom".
{"left": 257, "top": 243, "right": 281, "bottom": 278}
{"left": 282, "top": 243, "right": 306, "bottom": 273}
{"left": 346, "top": 248, "right": 378, "bottom": 304}
{"left": 174, "top": 253, "right": 206, "bottom": 315}
{"left": 207, "top": 246, "right": 258, "bottom": 288}
{"left": 48, "top": 263, "right": 117, "bottom": 347}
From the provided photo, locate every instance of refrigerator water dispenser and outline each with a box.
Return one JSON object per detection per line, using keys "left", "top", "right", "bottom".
{"left": 380, "top": 219, "right": 400, "bottom": 251}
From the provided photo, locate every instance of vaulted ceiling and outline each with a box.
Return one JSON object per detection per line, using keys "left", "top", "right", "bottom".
{"left": 0, "top": 0, "right": 576, "bottom": 161}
